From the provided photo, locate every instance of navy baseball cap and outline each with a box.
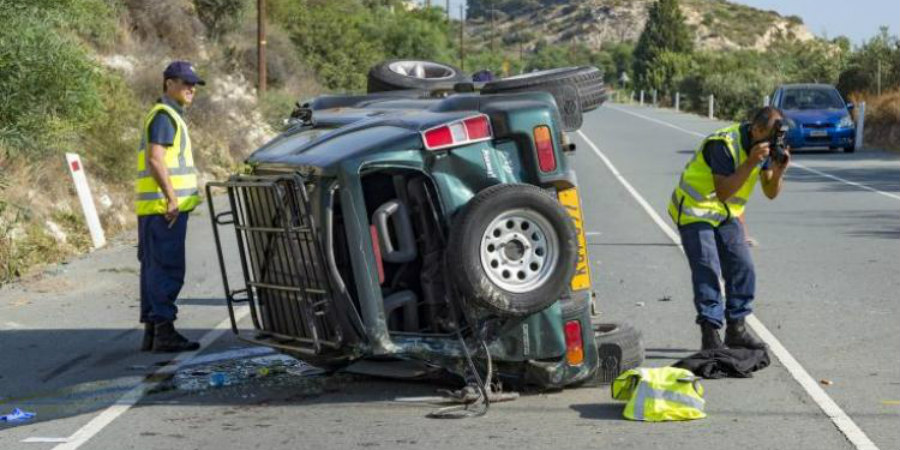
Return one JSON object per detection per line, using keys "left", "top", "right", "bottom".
{"left": 163, "top": 61, "right": 205, "bottom": 86}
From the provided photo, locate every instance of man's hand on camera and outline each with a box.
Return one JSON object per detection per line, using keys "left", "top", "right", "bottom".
{"left": 749, "top": 142, "right": 771, "bottom": 165}
{"left": 774, "top": 147, "right": 791, "bottom": 171}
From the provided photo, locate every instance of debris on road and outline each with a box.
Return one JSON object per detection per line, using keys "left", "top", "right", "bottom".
{"left": 820, "top": 379, "right": 834, "bottom": 386}
{"left": 0, "top": 408, "right": 36, "bottom": 423}
{"left": 635, "top": 301, "right": 646, "bottom": 307}
{"left": 163, "top": 352, "right": 326, "bottom": 393}
{"left": 659, "top": 295, "right": 672, "bottom": 302}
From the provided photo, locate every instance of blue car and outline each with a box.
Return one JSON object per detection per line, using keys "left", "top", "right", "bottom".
{"left": 771, "top": 84, "right": 856, "bottom": 153}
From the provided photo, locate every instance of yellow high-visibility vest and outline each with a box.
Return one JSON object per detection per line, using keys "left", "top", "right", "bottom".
{"left": 612, "top": 367, "right": 706, "bottom": 422}
{"left": 134, "top": 103, "right": 200, "bottom": 216}
{"left": 667, "top": 124, "right": 760, "bottom": 227}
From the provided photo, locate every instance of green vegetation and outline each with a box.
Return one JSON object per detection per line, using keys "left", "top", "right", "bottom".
{"left": 632, "top": 0, "right": 693, "bottom": 93}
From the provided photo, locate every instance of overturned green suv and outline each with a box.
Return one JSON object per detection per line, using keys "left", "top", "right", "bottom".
{"left": 208, "top": 60, "right": 642, "bottom": 393}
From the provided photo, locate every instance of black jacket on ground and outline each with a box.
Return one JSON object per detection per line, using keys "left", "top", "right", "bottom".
{"left": 673, "top": 348, "right": 771, "bottom": 379}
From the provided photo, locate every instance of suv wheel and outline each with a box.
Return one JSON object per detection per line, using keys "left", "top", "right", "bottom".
{"left": 447, "top": 184, "right": 577, "bottom": 317}
{"left": 367, "top": 59, "right": 469, "bottom": 93}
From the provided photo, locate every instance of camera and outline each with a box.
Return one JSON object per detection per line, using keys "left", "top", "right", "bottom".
{"left": 769, "top": 120, "right": 789, "bottom": 165}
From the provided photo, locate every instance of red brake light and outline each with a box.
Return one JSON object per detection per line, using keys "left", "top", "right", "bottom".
{"left": 421, "top": 114, "right": 492, "bottom": 151}
{"left": 423, "top": 126, "right": 453, "bottom": 149}
{"left": 534, "top": 125, "right": 556, "bottom": 172}
{"left": 463, "top": 115, "right": 491, "bottom": 140}
{"left": 564, "top": 320, "right": 584, "bottom": 366}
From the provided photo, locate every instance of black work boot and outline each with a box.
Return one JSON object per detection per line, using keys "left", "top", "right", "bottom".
{"left": 700, "top": 321, "right": 724, "bottom": 350}
{"left": 724, "top": 318, "right": 768, "bottom": 350}
{"left": 140, "top": 322, "right": 155, "bottom": 352}
{"left": 152, "top": 321, "right": 200, "bottom": 353}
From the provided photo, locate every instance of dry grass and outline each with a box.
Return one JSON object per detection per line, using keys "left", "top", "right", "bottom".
{"left": 850, "top": 90, "right": 900, "bottom": 151}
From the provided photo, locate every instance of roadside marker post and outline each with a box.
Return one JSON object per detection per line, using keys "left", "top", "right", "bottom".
{"left": 652, "top": 90, "right": 657, "bottom": 107}
{"left": 708, "top": 94, "right": 715, "bottom": 119}
{"left": 639, "top": 90, "right": 644, "bottom": 106}
{"left": 855, "top": 102, "right": 865, "bottom": 151}
{"left": 65, "top": 153, "right": 106, "bottom": 249}
{"left": 675, "top": 92, "right": 680, "bottom": 112}
{"left": 764, "top": 95, "right": 770, "bottom": 107}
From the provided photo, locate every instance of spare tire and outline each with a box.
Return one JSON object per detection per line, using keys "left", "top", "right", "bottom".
{"left": 593, "top": 322, "right": 644, "bottom": 384}
{"left": 482, "top": 66, "right": 607, "bottom": 112}
{"left": 446, "top": 184, "right": 578, "bottom": 317}
{"left": 367, "top": 60, "right": 470, "bottom": 93}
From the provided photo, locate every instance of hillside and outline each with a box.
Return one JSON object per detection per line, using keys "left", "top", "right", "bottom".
{"left": 466, "top": 0, "right": 815, "bottom": 52}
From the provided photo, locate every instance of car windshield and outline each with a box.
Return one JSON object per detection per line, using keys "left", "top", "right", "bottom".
{"left": 781, "top": 88, "right": 845, "bottom": 110}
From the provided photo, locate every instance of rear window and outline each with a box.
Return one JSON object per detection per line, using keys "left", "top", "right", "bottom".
{"left": 781, "top": 88, "right": 845, "bottom": 110}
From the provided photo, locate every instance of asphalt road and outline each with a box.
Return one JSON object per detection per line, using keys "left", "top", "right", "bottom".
{"left": 1, "top": 103, "right": 898, "bottom": 450}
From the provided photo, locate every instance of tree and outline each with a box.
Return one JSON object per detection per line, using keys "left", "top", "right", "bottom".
{"left": 632, "top": 0, "right": 693, "bottom": 92}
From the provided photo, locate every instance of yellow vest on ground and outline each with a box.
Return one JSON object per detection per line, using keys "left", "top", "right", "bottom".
{"left": 667, "top": 124, "right": 760, "bottom": 227}
{"left": 612, "top": 367, "right": 706, "bottom": 421}
{"left": 134, "top": 103, "right": 200, "bottom": 216}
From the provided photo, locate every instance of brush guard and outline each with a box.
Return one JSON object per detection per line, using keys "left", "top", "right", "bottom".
{"left": 207, "top": 174, "right": 360, "bottom": 356}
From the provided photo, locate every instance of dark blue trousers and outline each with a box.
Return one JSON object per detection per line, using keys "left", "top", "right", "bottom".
{"left": 138, "top": 213, "right": 189, "bottom": 324}
{"left": 678, "top": 219, "right": 755, "bottom": 329}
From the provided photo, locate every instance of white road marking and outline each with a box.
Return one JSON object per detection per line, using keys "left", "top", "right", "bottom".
{"left": 576, "top": 129, "right": 880, "bottom": 450}
{"left": 23, "top": 437, "right": 70, "bottom": 443}
{"left": 39, "top": 307, "right": 251, "bottom": 450}
{"left": 606, "top": 104, "right": 900, "bottom": 202}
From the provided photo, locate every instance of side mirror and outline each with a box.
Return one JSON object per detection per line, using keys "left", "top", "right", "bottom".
{"left": 846, "top": 102, "right": 855, "bottom": 111}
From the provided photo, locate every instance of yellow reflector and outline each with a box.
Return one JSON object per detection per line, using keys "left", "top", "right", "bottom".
{"left": 557, "top": 187, "right": 591, "bottom": 291}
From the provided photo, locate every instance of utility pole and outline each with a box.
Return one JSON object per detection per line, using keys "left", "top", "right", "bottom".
{"left": 459, "top": 4, "right": 465, "bottom": 71}
{"left": 446, "top": 0, "right": 450, "bottom": 24}
{"left": 490, "top": 1, "right": 496, "bottom": 53}
{"left": 257, "top": 0, "right": 267, "bottom": 95}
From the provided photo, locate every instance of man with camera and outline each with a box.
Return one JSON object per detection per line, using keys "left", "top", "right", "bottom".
{"left": 667, "top": 106, "right": 790, "bottom": 350}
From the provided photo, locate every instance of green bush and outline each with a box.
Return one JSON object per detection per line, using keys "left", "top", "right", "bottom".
{"left": 0, "top": 13, "right": 106, "bottom": 158}
{"left": 194, "top": 0, "right": 246, "bottom": 40}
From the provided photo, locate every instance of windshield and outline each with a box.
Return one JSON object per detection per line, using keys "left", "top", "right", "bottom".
{"left": 781, "top": 88, "right": 845, "bottom": 110}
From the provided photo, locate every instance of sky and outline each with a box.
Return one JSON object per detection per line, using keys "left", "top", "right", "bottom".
{"left": 416, "top": 0, "right": 899, "bottom": 45}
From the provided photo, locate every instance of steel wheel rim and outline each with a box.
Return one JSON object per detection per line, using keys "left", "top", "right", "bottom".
{"left": 388, "top": 61, "right": 456, "bottom": 80}
{"left": 480, "top": 208, "right": 559, "bottom": 293}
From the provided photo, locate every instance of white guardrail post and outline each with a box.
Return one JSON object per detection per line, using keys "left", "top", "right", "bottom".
{"left": 764, "top": 95, "right": 770, "bottom": 107}
{"left": 855, "top": 102, "right": 865, "bottom": 151}
{"left": 675, "top": 92, "right": 680, "bottom": 112}
{"left": 652, "top": 90, "right": 657, "bottom": 107}
{"left": 708, "top": 94, "right": 715, "bottom": 119}
{"left": 66, "top": 153, "right": 106, "bottom": 249}
{"left": 640, "top": 90, "right": 645, "bottom": 106}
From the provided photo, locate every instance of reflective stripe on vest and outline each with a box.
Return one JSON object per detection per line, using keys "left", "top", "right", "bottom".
{"left": 667, "top": 124, "right": 760, "bottom": 227}
{"left": 134, "top": 103, "right": 201, "bottom": 216}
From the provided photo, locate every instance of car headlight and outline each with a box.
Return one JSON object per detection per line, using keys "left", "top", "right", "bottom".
{"left": 838, "top": 115, "right": 854, "bottom": 128}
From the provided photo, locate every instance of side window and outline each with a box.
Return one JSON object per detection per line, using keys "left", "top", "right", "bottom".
{"left": 771, "top": 90, "right": 781, "bottom": 108}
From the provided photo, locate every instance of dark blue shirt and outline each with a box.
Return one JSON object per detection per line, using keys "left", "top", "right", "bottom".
{"left": 147, "top": 95, "right": 183, "bottom": 147}
{"left": 703, "top": 123, "right": 770, "bottom": 176}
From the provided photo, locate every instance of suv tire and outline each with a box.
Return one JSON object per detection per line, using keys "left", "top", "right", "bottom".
{"left": 482, "top": 66, "right": 607, "bottom": 112}
{"left": 446, "top": 184, "right": 577, "bottom": 317}
{"left": 592, "top": 322, "right": 644, "bottom": 384}
{"left": 368, "top": 59, "right": 469, "bottom": 93}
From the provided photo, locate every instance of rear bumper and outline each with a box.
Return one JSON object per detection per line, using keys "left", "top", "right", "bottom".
{"left": 787, "top": 127, "right": 855, "bottom": 149}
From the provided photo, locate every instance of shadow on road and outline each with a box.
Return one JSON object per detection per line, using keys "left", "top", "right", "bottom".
{"left": 570, "top": 402, "right": 623, "bottom": 420}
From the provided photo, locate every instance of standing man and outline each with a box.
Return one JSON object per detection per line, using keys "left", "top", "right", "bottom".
{"left": 668, "top": 106, "right": 790, "bottom": 350}
{"left": 136, "top": 61, "right": 204, "bottom": 353}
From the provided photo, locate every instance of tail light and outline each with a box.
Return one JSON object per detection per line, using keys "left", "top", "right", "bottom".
{"left": 564, "top": 320, "right": 584, "bottom": 366}
{"left": 422, "top": 114, "right": 492, "bottom": 151}
{"left": 534, "top": 125, "right": 556, "bottom": 172}
{"left": 369, "top": 225, "right": 385, "bottom": 284}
